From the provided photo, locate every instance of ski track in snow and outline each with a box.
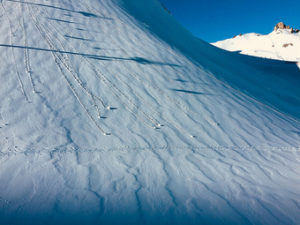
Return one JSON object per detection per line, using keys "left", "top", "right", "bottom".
{"left": 0, "top": 0, "right": 300, "bottom": 224}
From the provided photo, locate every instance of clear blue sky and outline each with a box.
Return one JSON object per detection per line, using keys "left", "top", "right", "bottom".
{"left": 159, "top": 0, "right": 300, "bottom": 42}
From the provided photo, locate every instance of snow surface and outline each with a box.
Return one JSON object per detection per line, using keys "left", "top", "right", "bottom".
{"left": 0, "top": 0, "right": 299, "bottom": 224}
{"left": 213, "top": 29, "right": 300, "bottom": 62}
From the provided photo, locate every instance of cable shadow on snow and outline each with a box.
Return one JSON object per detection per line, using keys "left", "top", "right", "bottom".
{"left": 170, "top": 89, "right": 213, "bottom": 95}
{"left": 88, "top": 55, "right": 181, "bottom": 67}
{"left": 47, "top": 18, "right": 77, "bottom": 24}
{"left": 64, "top": 35, "right": 93, "bottom": 42}
{"left": 174, "top": 79, "right": 188, "bottom": 83}
{"left": 0, "top": 44, "right": 181, "bottom": 67}
{"left": 7, "top": 0, "right": 113, "bottom": 20}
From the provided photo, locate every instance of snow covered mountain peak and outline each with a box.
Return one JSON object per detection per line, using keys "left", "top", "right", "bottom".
{"left": 274, "top": 21, "right": 300, "bottom": 33}
{"left": 213, "top": 23, "right": 300, "bottom": 62}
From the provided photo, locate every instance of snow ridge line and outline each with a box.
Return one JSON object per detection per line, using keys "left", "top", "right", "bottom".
{"left": 117, "top": 156, "right": 144, "bottom": 221}
{"left": 87, "top": 166, "right": 105, "bottom": 220}
{"left": 200, "top": 179, "right": 252, "bottom": 224}
{"left": 148, "top": 149, "right": 178, "bottom": 207}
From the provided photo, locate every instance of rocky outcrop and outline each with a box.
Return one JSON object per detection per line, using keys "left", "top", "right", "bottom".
{"left": 274, "top": 22, "right": 299, "bottom": 33}
{"left": 283, "top": 43, "right": 294, "bottom": 48}
{"left": 274, "top": 22, "right": 289, "bottom": 31}
{"left": 292, "top": 29, "right": 299, "bottom": 34}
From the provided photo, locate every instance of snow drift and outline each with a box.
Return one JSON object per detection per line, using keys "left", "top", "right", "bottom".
{"left": 0, "top": 0, "right": 299, "bottom": 224}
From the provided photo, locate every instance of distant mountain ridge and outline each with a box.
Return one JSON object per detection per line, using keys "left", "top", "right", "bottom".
{"left": 212, "top": 22, "right": 300, "bottom": 63}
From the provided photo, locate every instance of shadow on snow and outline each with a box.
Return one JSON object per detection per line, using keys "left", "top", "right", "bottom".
{"left": 0, "top": 44, "right": 181, "bottom": 67}
{"left": 7, "top": 0, "right": 113, "bottom": 20}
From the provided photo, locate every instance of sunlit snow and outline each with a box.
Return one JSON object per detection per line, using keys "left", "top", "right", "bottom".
{"left": 0, "top": 0, "right": 299, "bottom": 224}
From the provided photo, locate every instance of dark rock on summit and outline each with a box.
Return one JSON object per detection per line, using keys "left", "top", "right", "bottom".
{"left": 274, "top": 22, "right": 299, "bottom": 33}
{"left": 274, "top": 22, "right": 287, "bottom": 31}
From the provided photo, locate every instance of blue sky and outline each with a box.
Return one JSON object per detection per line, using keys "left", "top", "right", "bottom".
{"left": 159, "top": 0, "right": 300, "bottom": 42}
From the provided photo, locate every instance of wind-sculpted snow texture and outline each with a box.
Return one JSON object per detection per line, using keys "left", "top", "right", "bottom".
{"left": 0, "top": 0, "right": 299, "bottom": 224}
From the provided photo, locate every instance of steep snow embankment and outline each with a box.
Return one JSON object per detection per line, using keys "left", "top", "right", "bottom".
{"left": 213, "top": 29, "right": 300, "bottom": 62}
{"left": 0, "top": 0, "right": 299, "bottom": 224}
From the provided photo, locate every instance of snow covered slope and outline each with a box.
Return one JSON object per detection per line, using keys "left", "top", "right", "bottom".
{"left": 213, "top": 28, "right": 300, "bottom": 62}
{"left": 0, "top": 0, "right": 299, "bottom": 224}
